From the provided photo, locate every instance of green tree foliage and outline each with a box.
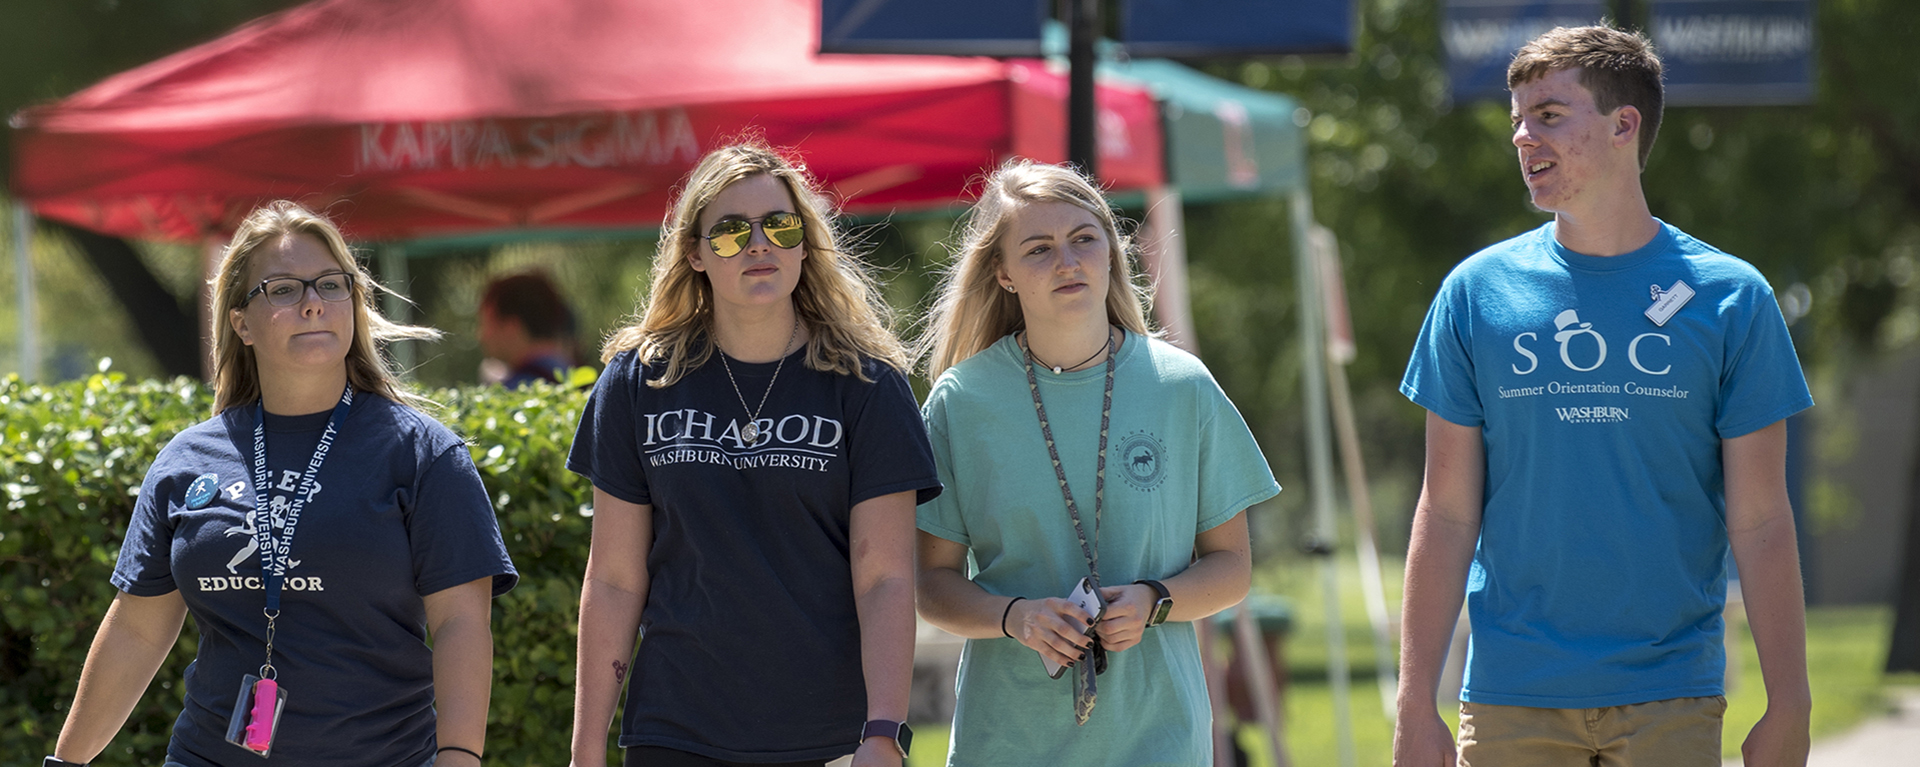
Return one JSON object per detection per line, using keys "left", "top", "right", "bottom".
{"left": 0, "top": 0, "right": 305, "bottom": 177}
{"left": 0, "top": 369, "right": 207, "bottom": 762}
{"left": 0, "top": 371, "right": 605, "bottom": 765}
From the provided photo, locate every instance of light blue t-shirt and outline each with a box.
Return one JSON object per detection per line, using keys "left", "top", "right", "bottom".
{"left": 919, "top": 331, "right": 1280, "bottom": 767}
{"left": 1401, "top": 221, "right": 1812, "bottom": 708}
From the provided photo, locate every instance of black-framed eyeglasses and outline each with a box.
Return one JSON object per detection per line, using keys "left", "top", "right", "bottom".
{"left": 243, "top": 271, "right": 354, "bottom": 308}
{"left": 703, "top": 212, "right": 805, "bottom": 258}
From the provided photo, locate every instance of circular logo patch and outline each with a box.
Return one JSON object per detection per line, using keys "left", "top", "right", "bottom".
{"left": 185, "top": 473, "right": 220, "bottom": 509}
{"left": 1117, "top": 431, "right": 1166, "bottom": 491}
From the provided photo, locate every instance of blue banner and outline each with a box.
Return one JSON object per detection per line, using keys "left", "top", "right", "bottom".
{"left": 1443, "top": 0, "right": 1610, "bottom": 103}
{"left": 1652, "top": 0, "right": 1815, "bottom": 106}
{"left": 1122, "top": 0, "right": 1353, "bottom": 58}
{"left": 818, "top": 0, "right": 1044, "bottom": 56}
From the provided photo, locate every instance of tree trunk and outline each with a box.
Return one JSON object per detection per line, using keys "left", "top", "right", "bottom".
{"left": 1888, "top": 408, "right": 1920, "bottom": 672}
{"left": 48, "top": 222, "right": 201, "bottom": 379}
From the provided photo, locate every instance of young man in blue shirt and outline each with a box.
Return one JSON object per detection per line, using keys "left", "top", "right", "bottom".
{"left": 1394, "top": 26, "right": 1813, "bottom": 767}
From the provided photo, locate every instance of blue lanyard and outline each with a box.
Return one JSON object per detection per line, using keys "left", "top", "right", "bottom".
{"left": 250, "top": 387, "right": 354, "bottom": 614}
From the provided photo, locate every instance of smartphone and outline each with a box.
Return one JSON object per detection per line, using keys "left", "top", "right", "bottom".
{"left": 1042, "top": 576, "right": 1108, "bottom": 679}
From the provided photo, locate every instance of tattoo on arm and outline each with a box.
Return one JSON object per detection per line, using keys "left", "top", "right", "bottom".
{"left": 612, "top": 659, "right": 629, "bottom": 685}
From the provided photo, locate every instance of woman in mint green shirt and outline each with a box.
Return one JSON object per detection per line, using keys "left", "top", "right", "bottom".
{"left": 914, "top": 160, "right": 1280, "bottom": 766}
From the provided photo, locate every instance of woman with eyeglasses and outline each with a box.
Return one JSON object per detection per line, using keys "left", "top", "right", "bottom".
{"left": 47, "top": 201, "right": 517, "bottom": 767}
{"left": 567, "top": 142, "right": 939, "bottom": 767}
{"left": 913, "top": 160, "right": 1278, "bottom": 765}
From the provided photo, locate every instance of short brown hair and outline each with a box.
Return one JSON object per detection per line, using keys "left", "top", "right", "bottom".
{"left": 1509, "top": 25, "right": 1664, "bottom": 169}
{"left": 482, "top": 271, "right": 571, "bottom": 340}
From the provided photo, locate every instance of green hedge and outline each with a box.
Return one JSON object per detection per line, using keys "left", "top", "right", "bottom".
{"left": 0, "top": 369, "right": 605, "bottom": 765}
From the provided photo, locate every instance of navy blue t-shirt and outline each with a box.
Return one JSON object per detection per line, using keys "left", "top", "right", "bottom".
{"left": 567, "top": 347, "right": 941, "bottom": 763}
{"left": 113, "top": 394, "right": 518, "bottom": 767}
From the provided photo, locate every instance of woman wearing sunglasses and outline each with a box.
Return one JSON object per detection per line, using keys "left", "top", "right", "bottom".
{"left": 47, "top": 201, "right": 517, "bottom": 767}
{"left": 913, "top": 160, "right": 1278, "bottom": 766}
{"left": 567, "top": 142, "right": 939, "bottom": 767}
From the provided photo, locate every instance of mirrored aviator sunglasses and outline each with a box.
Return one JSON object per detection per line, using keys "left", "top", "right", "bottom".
{"left": 704, "top": 212, "right": 806, "bottom": 258}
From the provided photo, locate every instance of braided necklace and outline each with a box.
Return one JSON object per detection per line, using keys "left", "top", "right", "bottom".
{"left": 1017, "top": 326, "right": 1117, "bottom": 586}
{"left": 1019, "top": 325, "right": 1118, "bottom": 726}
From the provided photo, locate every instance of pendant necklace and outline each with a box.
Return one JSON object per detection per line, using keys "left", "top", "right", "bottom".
{"left": 718, "top": 317, "right": 800, "bottom": 444}
{"left": 1026, "top": 331, "right": 1110, "bottom": 374}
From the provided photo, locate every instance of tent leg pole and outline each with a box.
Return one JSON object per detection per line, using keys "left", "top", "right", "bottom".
{"left": 201, "top": 239, "right": 226, "bottom": 381}
{"left": 1311, "top": 226, "right": 1401, "bottom": 717}
{"left": 1141, "top": 186, "right": 1198, "bottom": 351}
{"left": 1197, "top": 619, "right": 1236, "bottom": 767}
{"left": 1143, "top": 186, "right": 1262, "bottom": 764}
{"left": 1233, "top": 603, "right": 1291, "bottom": 767}
{"left": 13, "top": 205, "right": 38, "bottom": 383}
{"left": 379, "top": 245, "right": 415, "bottom": 376}
{"left": 1291, "top": 190, "right": 1354, "bottom": 767}
{"left": 1328, "top": 345, "right": 1402, "bottom": 717}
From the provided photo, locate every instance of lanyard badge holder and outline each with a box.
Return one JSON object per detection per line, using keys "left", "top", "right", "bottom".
{"left": 224, "top": 387, "right": 352, "bottom": 757}
{"left": 1019, "top": 329, "right": 1116, "bottom": 727}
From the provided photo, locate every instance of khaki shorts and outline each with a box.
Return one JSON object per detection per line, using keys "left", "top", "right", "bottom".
{"left": 1458, "top": 695, "right": 1727, "bottom": 767}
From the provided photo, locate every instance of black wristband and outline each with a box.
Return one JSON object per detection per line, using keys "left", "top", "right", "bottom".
{"left": 437, "top": 745, "right": 482, "bottom": 762}
{"left": 45, "top": 757, "right": 88, "bottom": 767}
{"left": 1000, "top": 596, "right": 1026, "bottom": 638}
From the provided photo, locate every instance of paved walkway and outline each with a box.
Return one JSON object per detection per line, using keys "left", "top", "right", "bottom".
{"left": 1725, "top": 688, "right": 1920, "bottom": 766}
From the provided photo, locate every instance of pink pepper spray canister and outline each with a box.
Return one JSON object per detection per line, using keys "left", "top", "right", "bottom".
{"left": 243, "top": 678, "right": 278, "bottom": 752}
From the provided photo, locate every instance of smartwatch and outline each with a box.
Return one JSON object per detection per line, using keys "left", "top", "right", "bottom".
{"left": 860, "top": 719, "right": 913, "bottom": 758}
{"left": 45, "top": 757, "right": 88, "bottom": 767}
{"left": 1135, "top": 579, "right": 1173, "bottom": 627}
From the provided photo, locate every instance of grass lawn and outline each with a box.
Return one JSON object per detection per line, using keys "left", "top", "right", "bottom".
{"left": 1243, "top": 557, "right": 1898, "bottom": 766}
{"left": 1721, "top": 603, "right": 1898, "bottom": 758}
{"left": 908, "top": 556, "right": 1901, "bottom": 767}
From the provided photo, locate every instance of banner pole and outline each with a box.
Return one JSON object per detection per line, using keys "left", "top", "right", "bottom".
{"left": 13, "top": 205, "right": 39, "bottom": 382}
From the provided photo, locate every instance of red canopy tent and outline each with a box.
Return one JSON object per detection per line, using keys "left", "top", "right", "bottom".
{"left": 9, "top": 0, "right": 1163, "bottom": 243}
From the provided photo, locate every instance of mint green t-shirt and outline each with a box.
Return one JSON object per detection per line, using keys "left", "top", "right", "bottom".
{"left": 918, "top": 331, "right": 1281, "bottom": 767}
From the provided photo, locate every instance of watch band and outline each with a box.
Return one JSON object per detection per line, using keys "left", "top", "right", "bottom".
{"left": 860, "top": 719, "right": 913, "bottom": 758}
{"left": 1135, "top": 579, "right": 1173, "bottom": 627}
{"left": 45, "top": 757, "right": 88, "bottom": 767}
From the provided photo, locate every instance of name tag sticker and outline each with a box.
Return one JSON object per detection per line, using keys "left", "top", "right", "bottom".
{"left": 1646, "top": 280, "right": 1695, "bottom": 327}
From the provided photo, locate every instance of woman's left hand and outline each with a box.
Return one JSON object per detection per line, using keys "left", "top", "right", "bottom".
{"left": 851, "top": 735, "right": 904, "bottom": 767}
{"left": 1094, "top": 584, "right": 1156, "bottom": 652}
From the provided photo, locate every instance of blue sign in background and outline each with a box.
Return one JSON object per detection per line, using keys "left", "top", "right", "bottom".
{"left": 1653, "top": 0, "right": 1815, "bottom": 106}
{"left": 1122, "top": 0, "right": 1353, "bottom": 58}
{"left": 1444, "top": 0, "right": 1816, "bottom": 106}
{"left": 821, "top": 1, "right": 1353, "bottom": 59}
{"left": 1444, "top": 0, "right": 1611, "bottom": 103}
{"left": 818, "top": 0, "right": 1045, "bottom": 56}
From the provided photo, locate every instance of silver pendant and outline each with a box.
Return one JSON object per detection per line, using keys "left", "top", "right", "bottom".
{"left": 741, "top": 423, "right": 760, "bottom": 443}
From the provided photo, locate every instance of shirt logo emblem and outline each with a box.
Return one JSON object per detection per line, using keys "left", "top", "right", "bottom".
{"left": 1117, "top": 431, "right": 1167, "bottom": 491}
{"left": 185, "top": 474, "right": 220, "bottom": 509}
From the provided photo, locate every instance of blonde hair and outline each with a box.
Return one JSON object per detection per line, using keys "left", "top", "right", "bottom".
{"left": 603, "top": 142, "right": 909, "bottom": 386}
{"left": 918, "top": 159, "right": 1153, "bottom": 380}
{"left": 210, "top": 201, "right": 441, "bottom": 413}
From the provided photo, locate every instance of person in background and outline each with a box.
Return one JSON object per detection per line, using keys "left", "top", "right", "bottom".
{"left": 567, "top": 142, "right": 940, "bottom": 767}
{"left": 479, "top": 270, "right": 577, "bottom": 387}
{"left": 913, "top": 159, "right": 1278, "bottom": 766}
{"left": 1394, "top": 25, "right": 1812, "bottom": 767}
{"left": 48, "top": 200, "right": 517, "bottom": 767}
